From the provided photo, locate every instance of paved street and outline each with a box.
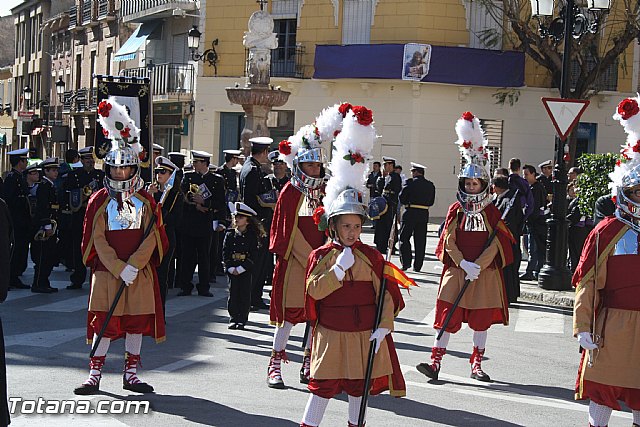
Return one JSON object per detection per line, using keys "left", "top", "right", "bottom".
{"left": 2, "top": 226, "right": 633, "bottom": 426}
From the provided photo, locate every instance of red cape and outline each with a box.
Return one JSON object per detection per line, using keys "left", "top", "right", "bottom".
{"left": 572, "top": 215, "right": 626, "bottom": 288}
{"left": 81, "top": 188, "right": 168, "bottom": 343}
{"left": 435, "top": 202, "right": 515, "bottom": 268}
{"left": 305, "top": 240, "right": 407, "bottom": 397}
{"left": 269, "top": 182, "right": 326, "bottom": 325}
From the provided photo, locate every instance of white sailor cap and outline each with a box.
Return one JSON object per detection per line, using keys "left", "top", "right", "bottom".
{"left": 538, "top": 159, "right": 552, "bottom": 169}
{"left": 154, "top": 156, "right": 178, "bottom": 172}
{"left": 152, "top": 143, "right": 164, "bottom": 152}
{"left": 228, "top": 201, "right": 257, "bottom": 217}
{"left": 70, "top": 161, "right": 83, "bottom": 169}
{"left": 249, "top": 136, "right": 273, "bottom": 147}
{"left": 268, "top": 150, "right": 284, "bottom": 163}
{"left": 25, "top": 162, "right": 41, "bottom": 172}
{"left": 40, "top": 157, "right": 60, "bottom": 169}
{"left": 7, "top": 148, "right": 29, "bottom": 158}
{"left": 223, "top": 149, "right": 242, "bottom": 156}
{"left": 78, "top": 146, "right": 94, "bottom": 158}
{"left": 382, "top": 156, "right": 396, "bottom": 163}
{"left": 410, "top": 162, "right": 427, "bottom": 171}
{"left": 191, "top": 150, "right": 212, "bottom": 161}
{"left": 168, "top": 151, "right": 187, "bottom": 158}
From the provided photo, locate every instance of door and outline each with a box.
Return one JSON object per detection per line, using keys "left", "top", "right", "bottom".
{"left": 219, "top": 112, "right": 245, "bottom": 163}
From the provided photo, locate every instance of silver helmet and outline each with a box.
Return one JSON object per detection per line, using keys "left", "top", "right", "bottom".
{"left": 327, "top": 188, "right": 367, "bottom": 220}
{"left": 291, "top": 147, "right": 325, "bottom": 192}
{"left": 615, "top": 163, "right": 640, "bottom": 231}
{"left": 103, "top": 142, "right": 144, "bottom": 202}
{"left": 457, "top": 162, "right": 491, "bottom": 214}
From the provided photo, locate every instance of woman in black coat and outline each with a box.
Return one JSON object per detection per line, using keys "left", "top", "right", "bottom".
{"left": 0, "top": 197, "right": 12, "bottom": 426}
{"left": 567, "top": 183, "right": 594, "bottom": 273}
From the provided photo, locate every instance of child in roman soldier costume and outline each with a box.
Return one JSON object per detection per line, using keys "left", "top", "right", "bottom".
{"left": 573, "top": 96, "right": 640, "bottom": 427}
{"left": 417, "top": 111, "right": 514, "bottom": 383}
{"left": 74, "top": 97, "right": 168, "bottom": 395}
{"left": 300, "top": 105, "right": 413, "bottom": 427}
{"left": 267, "top": 104, "right": 346, "bottom": 388}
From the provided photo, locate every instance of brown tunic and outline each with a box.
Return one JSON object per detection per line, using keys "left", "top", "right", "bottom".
{"left": 307, "top": 250, "right": 394, "bottom": 380}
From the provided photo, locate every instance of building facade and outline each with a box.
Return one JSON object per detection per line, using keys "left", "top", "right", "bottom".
{"left": 193, "top": 0, "right": 637, "bottom": 217}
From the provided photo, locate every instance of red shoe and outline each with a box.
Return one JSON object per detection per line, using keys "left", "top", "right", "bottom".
{"left": 470, "top": 346, "right": 491, "bottom": 382}
{"left": 267, "top": 349, "right": 288, "bottom": 389}
{"left": 416, "top": 347, "right": 446, "bottom": 380}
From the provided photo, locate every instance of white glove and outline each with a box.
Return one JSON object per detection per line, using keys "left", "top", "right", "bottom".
{"left": 236, "top": 266, "right": 246, "bottom": 274}
{"left": 227, "top": 267, "right": 237, "bottom": 275}
{"left": 120, "top": 264, "right": 139, "bottom": 285}
{"left": 335, "top": 247, "right": 355, "bottom": 272}
{"left": 333, "top": 265, "right": 346, "bottom": 281}
{"left": 577, "top": 332, "right": 598, "bottom": 350}
{"left": 459, "top": 259, "right": 481, "bottom": 281}
{"left": 369, "top": 327, "right": 390, "bottom": 354}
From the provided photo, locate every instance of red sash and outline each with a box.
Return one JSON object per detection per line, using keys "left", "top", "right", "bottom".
{"left": 94, "top": 229, "right": 144, "bottom": 272}
{"left": 317, "top": 280, "right": 376, "bottom": 332}
{"left": 456, "top": 230, "right": 490, "bottom": 262}
{"left": 604, "top": 255, "right": 640, "bottom": 311}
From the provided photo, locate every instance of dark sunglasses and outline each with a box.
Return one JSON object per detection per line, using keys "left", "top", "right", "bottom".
{"left": 155, "top": 169, "right": 170, "bottom": 175}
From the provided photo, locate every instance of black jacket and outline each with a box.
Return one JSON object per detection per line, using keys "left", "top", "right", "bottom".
{"left": 223, "top": 227, "right": 259, "bottom": 273}
{"left": 239, "top": 157, "right": 274, "bottom": 221}
{"left": 399, "top": 175, "right": 435, "bottom": 208}
{"left": 181, "top": 170, "right": 227, "bottom": 235}
{"left": 494, "top": 188, "right": 524, "bottom": 237}
{"left": 34, "top": 178, "right": 59, "bottom": 228}
{"left": 3, "top": 168, "right": 30, "bottom": 228}
{"left": 376, "top": 172, "right": 402, "bottom": 206}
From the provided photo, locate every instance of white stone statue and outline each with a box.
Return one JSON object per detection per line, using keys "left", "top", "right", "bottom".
{"left": 244, "top": 10, "right": 278, "bottom": 86}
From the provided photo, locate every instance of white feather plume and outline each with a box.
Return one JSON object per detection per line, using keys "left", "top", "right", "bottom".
{"left": 97, "top": 96, "right": 141, "bottom": 151}
{"left": 323, "top": 106, "right": 376, "bottom": 213}
{"left": 609, "top": 95, "right": 640, "bottom": 194}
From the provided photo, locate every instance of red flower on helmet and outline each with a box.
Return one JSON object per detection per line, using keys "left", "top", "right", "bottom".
{"left": 462, "top": 140, "right": 472, "bottom": 149}
{"left": 612, "top": 195, "right": 617, "bottom": 204}
{"left": 333, "top": 130, "right": 341, "bottom": 137}
{"left": 98, "top": 101, "right": 112, "bottom": 118}
{"left": 120, "top": 127, "right": 131, "bottom": 139}
{"left": 618, "top": 98, "right": 640, "bottom": 120}
{"left": 278, "top": 140, "right": 292, "bottom": 155}
{"left": 352, "top": 106, "right": 373, "bottom": 126}
{"left": 633, "top": 141, "right": 640, "bottom": 153}
{"left": 462, "top": 111, "right": 475, "bottom": 121}
{"left": 338, "top": 103, "right": 352, "bottom": 118}
{"left": 102, "top": 128, "right": 109, "bottom": 137}
{"left": 312, "top": 206, "right": 325, "bottom": 225}
{"left": 616, "top": 159, "right": 622, "bottom": 167}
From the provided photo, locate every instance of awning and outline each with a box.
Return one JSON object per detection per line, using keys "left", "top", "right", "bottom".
{"left": 114, "top": 21, "right": 161, "bottom": 62}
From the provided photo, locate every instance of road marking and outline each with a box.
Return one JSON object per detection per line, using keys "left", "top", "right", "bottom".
{"left": 402, "top": 365, "right": 631, "bottom": 419}
{"left": 27, "top": 295, "right": 88, "bottom": 313}
{"left": 164, "top": 293, "right": 226, "bottom": 318}
{"left": 5, "top": 328, "right": 86, "bottom": 348}
{"left": 513, "top": 308, "right": 565, "bottom": 334}
{"left": 149, "top": 354, "right": 213, "bottom": 373}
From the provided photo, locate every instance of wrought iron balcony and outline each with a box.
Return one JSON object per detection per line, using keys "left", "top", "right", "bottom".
{"left": 62, "top": 91, "right": 73, "bottom": 112}
{"left": 245, "top": 44, "right": 306, "bottom": 79}
{"left": 75, "top": 88, "right": 88, "bottom": 112}
{"left": 120, "top": 0, "right": 198, "bottom": 23}
{"left": 89, "top": 87, "right": 98, "bottom": 111}
{"left": 120, "top": 63, "right": 194, "bottom": 98}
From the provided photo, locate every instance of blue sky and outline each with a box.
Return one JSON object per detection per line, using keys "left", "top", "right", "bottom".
{"left": 1, "top": 0, "right": 24, "bottom": 17}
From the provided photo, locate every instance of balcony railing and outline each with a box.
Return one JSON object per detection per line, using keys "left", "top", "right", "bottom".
{"left": 81, "top": 0, "right": 94, "bottom": 25}
{"left": 120, "top": 0, "right": 197, "bottom": 22}
{"left": 62, "top": 91, "right": 73, "bottom": 112}
{"left": 120, "top": 63, "right": 194, "bottom": 96}
{"left": 89, "top": 87, "right": 98, "bottom": 111}
{"left": 75, "top": 88, "right": 88, "bottom": 112}
{"left": 69, "top": 6, "right": 77, "bottom": 28}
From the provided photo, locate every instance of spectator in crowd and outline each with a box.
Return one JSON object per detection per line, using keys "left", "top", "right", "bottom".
{"left": 394, "top": 165, "right": 407, "bottom": 185}
{"left": 366, "top": 161, "right": 381, "bottom": 199}
{"left": 594, "top": 194, "right": 616, "bottom": 225}
{"left": 566, "top": 182, "right": 593, "bottom": 273}
{"left": 537, "top": 159, "right": 554, "bottom": 197}
{"left": 568, "top": 166, "right": 583, "bottom": 183}
{"left": 520, "top": 164, "right": 547, "bottom": 281}
{"left": 494, "top": 167, "right": 509, "bottom": 178}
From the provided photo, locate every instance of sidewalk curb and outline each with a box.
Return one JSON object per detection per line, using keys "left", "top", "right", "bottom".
{"left": 518, "top": 284, "right": 575, "bottom": 308}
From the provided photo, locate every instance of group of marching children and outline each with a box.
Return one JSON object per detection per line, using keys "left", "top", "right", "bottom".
{"left": 69, "top": 94, "right": 638, "bottom": 427}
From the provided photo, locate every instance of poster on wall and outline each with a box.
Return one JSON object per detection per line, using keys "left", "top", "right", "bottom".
{"left": 94, "top": 75, "right": 152, "bottom": 182}
{"left": 402, "top": 43, "right": 432, "bottom": 81}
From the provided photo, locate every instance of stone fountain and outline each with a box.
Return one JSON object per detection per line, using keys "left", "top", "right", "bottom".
{"left": 226, "top": 4, "right": 291, "bottom": 155}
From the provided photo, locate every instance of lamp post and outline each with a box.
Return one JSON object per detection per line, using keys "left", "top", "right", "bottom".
{"left": 530, "top": 0, "right": 610, "bottom": 290}
{"left": 23, "top": 85, "right": 51, "bottom": 157}
{"left": 55, "top": 77, "right": 65, "bottom": 124}
{"left": 188, "top": 26, "right": 219, "bottom": 74}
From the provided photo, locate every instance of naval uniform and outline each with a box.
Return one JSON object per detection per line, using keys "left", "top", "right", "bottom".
{"left": 179, "top": 170, "right": 226, "bottom": 295}
{"left": 31, "top": 176, "right": 59, "bottom": 291}
{"left": 374, "top": 171, "right": 402, "bottom": 253}
{"left": 398, "top": 175, "right": 435, "bottom": 271}
{"left": 223, "top": 227, "right": 259, "bottom": 325}
{"left": 4, "top": 168, "right": 31, "bottom": 287}
{"left": 240, "top": 156, "right": 275, "bottom": 307}
{"left": 64, "top": 167, "right": 105, "bottom": 288}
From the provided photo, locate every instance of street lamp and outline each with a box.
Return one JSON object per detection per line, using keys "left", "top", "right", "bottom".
{"left": 55, "top": 77, "right": 65, "bottom": 102}
{"left": 530, "top": 0, "right": 610, "bottom": 290}
{"left": 23, "top": 85, "right": 32, "bottom": 109}
{"left": 188, "top": 26, "right": 219, "bottom": 74}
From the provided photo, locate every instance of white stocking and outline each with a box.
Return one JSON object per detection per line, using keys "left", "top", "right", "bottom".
{"left": 301, "top": 394, "right": 329, "bottom": 426}
{"left": 273, "top": 321, "right": 293, "bottom": 352}
{"left": 125, "top": 333, "right": 143, "bottom": 355}
{"left": 472, "top": 330, "right": 488, "bottom": 349}
{"left": 633, "top": 409, "right": 640, "bottom": 425}
{"left": 304, "top": 327, "right": 312, "bottom": 350}
{"left": 92, "top": 334, "right": 111, "bottom": 357}
{"left": 348, "top": 395, "right": 364, "bottom": 425}
{"left": 588, "top": 401, "right": 612, "bottom": 426}
{"left": 433, "top": 329, "right": 450, "bottom": 348}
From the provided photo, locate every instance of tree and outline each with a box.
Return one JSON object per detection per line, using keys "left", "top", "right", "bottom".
{"left": 478, "top": 0, "right": 640, "bottom": 100}
{"left": 575, "top": 152, "right": 618, "bottom": 218}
